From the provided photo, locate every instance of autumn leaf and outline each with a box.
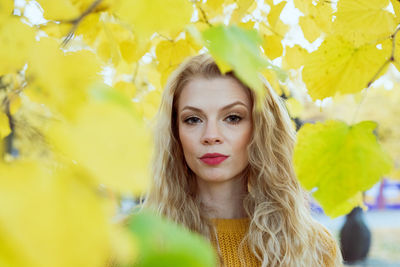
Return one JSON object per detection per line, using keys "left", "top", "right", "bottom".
{"left": 0, "top": 17, "right": 35, "bottom": 75}
{"left": 46, "top": 86, "right": 152, "bottom": 195}
{"left": 302, "top": 36, "right": 390, "bottom": 100}
{"left": 26, "top": 38, "right": 102, "bottom": 118}
{"left": 36, "top": 0, "right": 80, "bottom": 21}
{"left": 230, "top": 0, "right": 257, "bottom": 24}
{"left": 285, "top": 97, "right": 303, "bottom": 118}
{"left": 262, "top": 34, "right": 283, "bottom": 60}
{"left": 116, "top": 0, "right": 193, "bottom": 48}
{"left": 0, "top": 161, "right": 116, "bottom": 267}
{"left": 294, "top": 120, "right": 393, "bottom": 217}
{"left": 267, "top": 1, "right": 286, "bottom": 28}
{"left": 0, "top": 0, "right": 13, "bottom": 19}
{"left": 282, "top": 44, "right": 309, "bottom": 70}
{"left": 0, "top": 111, "right": 11, "bottom": 140}
{"left": 297, "top": 0, "right": 333, "bottom": 43}
{"left": 334, "top": 0, "right": 397, "bottom": 46}
{"left": 156, "top": 38, "right": 196, "bottom": 84}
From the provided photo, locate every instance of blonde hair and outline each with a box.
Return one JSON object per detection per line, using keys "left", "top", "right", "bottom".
{"left": 144, "top": 54, "right": 342, "bottom": 266}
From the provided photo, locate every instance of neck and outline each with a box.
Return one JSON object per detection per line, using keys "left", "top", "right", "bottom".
{"left": 197, "top": 173, "right": 248, "bottom": 219}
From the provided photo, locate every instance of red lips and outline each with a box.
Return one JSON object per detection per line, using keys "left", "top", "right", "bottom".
{"left": 200, "top": 153, "right": 229, "bottom": 165}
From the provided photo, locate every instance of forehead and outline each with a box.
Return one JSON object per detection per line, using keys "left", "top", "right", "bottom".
{"left": 178, "top": 76, "right": 251, "bottom": 111}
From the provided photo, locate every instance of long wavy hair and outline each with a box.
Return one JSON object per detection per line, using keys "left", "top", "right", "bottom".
{"left": 144, "top": 54, "right": 342, "bottom": 266}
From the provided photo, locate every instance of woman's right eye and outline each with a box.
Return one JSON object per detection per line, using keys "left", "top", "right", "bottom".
{"left": 184, "top": 117, "right": 202, "bottom": 125}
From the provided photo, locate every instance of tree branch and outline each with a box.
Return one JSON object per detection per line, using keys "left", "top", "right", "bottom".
{"left": 351, "top": 25, "right": 400, "bottom": 124}
{"left": 195, "top": 3, "right": 212, "bottom": 27}
{"left": 61, "top": 0, "right": 104, "bottom": 47}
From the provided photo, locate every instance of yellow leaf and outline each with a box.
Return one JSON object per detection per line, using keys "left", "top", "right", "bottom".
{"left": 0, "top": 0, "right": 13, "bottom": 18}
{"left": 113, "top": 81, "right": 137, "bottom": 99}
{"left": 109, "top": 224, "right": 138, "bottom": 265}
{"left": 393, "top": 35, "right": 400, "bottom": 72}
{"left": 274, "top": 18, "right": 289, "bottom": 36}
{"left": 261, "top": 68, "right": 287, "bottom": 96}
{"left": 262, "top": 34, "right": 283, "bottom": 60}
{"left": 9, "top": 95, "right": 22, "bottom": 115}
{"left": 96, "top": 36, "right": 113, "bottom": 62}
{"left": 298, "top": 1, "right": 332, "bottom": 43}
{"left": 199, "top": 0, "right": 226, "bottom": 21}
{"left": 75, "top": 13, "right": 102, "bottom": 46}
{"left": 27, "top": 38, "right": 102, "bottom": 118}
{"left": 0, "top": 161, "right": 114, "bottom": 267}
{"left": 302, "top": 36, "right": 390, "bottom": 100}
{"left": 40, "top": 21, "right": 71, "bottom": 39}
{"left": 293, "top": 0, "right": 311, "bottom": 15}
{"left": 259, "top": 15, "right": 289, "bottom": 37}
{"left": 117, "top": 0, "right": 193, "bottom": 48}
{"left": 137, "top": 61, "right": 162, "bottom": 92}
{"left": 334, "top": 0, "right": 397, "bottom": 46}
{"left": 70, "top": 0, "right": 111, "bottom": 13}
{"left": 185, "top": 23, "right": 208, "bottom": 51}
{"left": 36, "top": 0, "right": 80, "bottom": 21}
{"left": 282, "top": 44, "right": 308, "bottom": 70}
{"left": 160, "top": 65, "right": 178, "bottom": 88}
{"left": 95, "top": 22, "right": 130, "bottom": 66}
{"left": 391, "top": 0, "right": 400, "bottom": 22}
{"left": 0, "top": 17, "right": 35, "bottom": 75}
{"left": 156, "top": 39, "right": 196, "bottom": 73}
{"left": 299, "top": 15, "right": 322, "bottom": 43}
{"left": 285, "top": 97, "right": 303, "bottom": 118}
{"left": 140, "top": 90, "right": 162, "bottom": 120}
{"left": 119, "top": 40, "right": 137, "bottom": 63}
{"left": 237, "top": 20, "right": 256, "bottom": 30}
{"left": 0, "top": 112, "right": 11, "bottom": 140}
{"left": 268, "top": 1, "right": 286, "bottom": 28}
{"left": 230, "top": 0, "right": 256, "bottom": 24}
{"left": 47, "top": 100, "right": 152, "bottom": 195}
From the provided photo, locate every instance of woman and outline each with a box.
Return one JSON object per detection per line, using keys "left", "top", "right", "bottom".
{"left": 144, "top": 53, "right": 342, "bottom": 266}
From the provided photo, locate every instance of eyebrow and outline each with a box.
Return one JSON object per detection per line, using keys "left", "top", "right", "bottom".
{"left": 181, "top": 101, "right": 248, "bottom": 113}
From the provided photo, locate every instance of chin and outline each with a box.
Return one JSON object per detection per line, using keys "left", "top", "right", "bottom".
{"left": 198, "top": 171, "right": 232, "bottom": 182}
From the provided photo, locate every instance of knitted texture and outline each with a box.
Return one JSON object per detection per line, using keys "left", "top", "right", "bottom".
{"left": 210, "top": 217, "right": 338, "bottom": 267}
{"left": 211, "top": 218, "right": 260, "bottom": 267}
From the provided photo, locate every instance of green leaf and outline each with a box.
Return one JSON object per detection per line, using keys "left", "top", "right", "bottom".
{"left": 202, "top": 25, "right": 275, "bottom": 107}
{"left": 126, "top": 211, "right": 217, "bottom": 267}
{"left": 294, "top": 120, "right": 393, "bottom": 218}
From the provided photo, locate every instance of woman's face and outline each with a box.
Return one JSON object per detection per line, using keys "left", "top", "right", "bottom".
{"left": 177, "top": 76, "right": 252, "bottom": 184}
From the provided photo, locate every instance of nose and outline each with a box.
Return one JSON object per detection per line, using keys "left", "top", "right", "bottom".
{"left": 201, "top": 119, "right": 223, "bottom": 145}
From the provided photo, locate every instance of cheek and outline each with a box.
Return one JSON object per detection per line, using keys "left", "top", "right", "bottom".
{"left": 232, "top": 125, "right": 252, "bottom": 154}
{"left": 178, "top": 126, "right": 196, "bottom": 157}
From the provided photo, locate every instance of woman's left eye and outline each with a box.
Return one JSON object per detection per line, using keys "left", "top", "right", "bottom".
{"left": 225, "top": 115, "right": 242, "bottom": 124}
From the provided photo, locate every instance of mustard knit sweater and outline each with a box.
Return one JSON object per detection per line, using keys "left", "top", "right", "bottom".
{"left": 210, "top": 217, "right": 338, "bottom": 267}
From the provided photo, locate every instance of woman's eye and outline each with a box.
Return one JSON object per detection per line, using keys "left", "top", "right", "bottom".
{"left": 184, "top": 116, "right": 202, "bottom": 124}
{"left": 225, "top": 115, "right": 242, "bottom": 124}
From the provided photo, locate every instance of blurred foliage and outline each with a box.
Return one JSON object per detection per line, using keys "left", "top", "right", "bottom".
{"left": 125, "top": 211, "right": 216, "bottom": 267}
{"left": 1, "top": 0, "right": 400, "bottom": 265}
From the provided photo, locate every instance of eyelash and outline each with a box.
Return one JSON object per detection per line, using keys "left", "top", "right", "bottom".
{"left": 225, "top": 114, "right": 242, "bottom": 124}
{"left": 183, "top": 115, "right": 243, "bottom": 125}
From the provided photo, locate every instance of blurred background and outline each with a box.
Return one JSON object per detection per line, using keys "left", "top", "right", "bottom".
{"left": 312, "top": 178, "right": 400, "bottom": 266}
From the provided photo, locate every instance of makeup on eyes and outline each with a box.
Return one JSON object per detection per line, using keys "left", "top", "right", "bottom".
{"left": 181, "top": 106, "right": 247, "bottom": 118}
{"left": 181, "top": 110, "right": 247, "bottom": 125}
